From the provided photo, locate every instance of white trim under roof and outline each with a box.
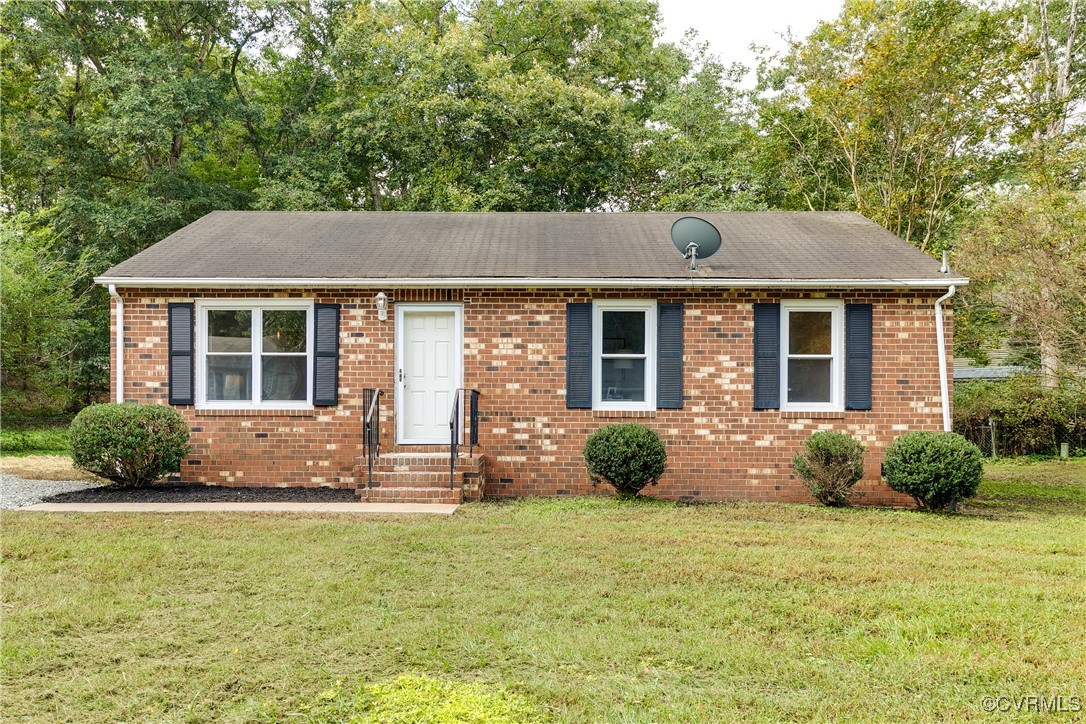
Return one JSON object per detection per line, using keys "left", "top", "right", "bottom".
{"left": 95, "top": 276, "right": 968, "bottom": 289}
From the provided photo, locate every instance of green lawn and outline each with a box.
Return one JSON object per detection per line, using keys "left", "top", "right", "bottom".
{"left": 0, "top": 424, "right": 70, "bottom": 457}
{"left": 2, "top": 462, "right": 1084, "bottom": 722}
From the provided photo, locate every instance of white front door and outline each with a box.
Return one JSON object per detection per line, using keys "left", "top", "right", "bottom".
{"left": 396, "top": 305, "right": 462, "bottom": 444}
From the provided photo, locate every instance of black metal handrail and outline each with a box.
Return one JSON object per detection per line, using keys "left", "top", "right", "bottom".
{"left": 363, "top": 388, "right": 382, "bottom": 488}
{"left": 449, "top": 388, "right": 480, "bottom": 488}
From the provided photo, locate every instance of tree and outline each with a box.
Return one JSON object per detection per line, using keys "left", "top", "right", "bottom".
{"left": 0, "top": 1, "right": 274, "bottom": 264}
{"left": 625, "top": 34, "right": 766, "bottom": 211}
{"left": 757, "top": 0, "right": 1015, "bottom": 251}
{"left": 954, "top": 0, "right": 1084, "bottom": 376}
{"left": 1, "top": 1, "right": 284, "bottom": 403}
{"left": 0, "top": 216, "right": 92, "bottom": 413}
{"left": 326, "top": 0, "right": 647, "bottom": 211}
{"left": 957, "top": 189, "right": 1086, "bottom": 386}
{"left": 1011, "top": 0, "right": 1084, "bottom": 187}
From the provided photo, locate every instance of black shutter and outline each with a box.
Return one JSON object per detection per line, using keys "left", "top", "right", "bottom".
{"left": 657, "top": 303, "right": 683, "bottom": 409}
{"left": 313, "top": 304, "right": 340, "bottom": 406}
{"left": 566, "top": 303, "right": 592, "bottom": 409}
{"left": 752, "top": 303, "right": 780, "bottom": 410}
{"left": 845, "top": 303, "right": 873, "bottom": 410}
{"left": 167, "top": 303, "right": 194, "bottom": 405}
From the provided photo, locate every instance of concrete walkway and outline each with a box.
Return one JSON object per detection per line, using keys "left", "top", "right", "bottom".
{"left": 13, "top": 502, "right": 459, "bottom": 515}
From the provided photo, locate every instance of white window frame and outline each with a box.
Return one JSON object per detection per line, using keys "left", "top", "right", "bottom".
{"left": 195, "top": 299, "right": 315, "bottom": 410}
{"left": 592, "top": 300, "right": 657, "bottom": 411}
{"left": 780, "top": 299, "right": 845, "bottom": 412}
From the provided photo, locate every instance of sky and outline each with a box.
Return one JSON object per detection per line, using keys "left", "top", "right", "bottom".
{"left": 654, "top": 0, "right": 844, "bottom": 76}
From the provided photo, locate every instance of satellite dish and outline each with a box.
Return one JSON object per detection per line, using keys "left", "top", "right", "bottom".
{"left": 670, "top": 217, "right": 722, "bottom": 271}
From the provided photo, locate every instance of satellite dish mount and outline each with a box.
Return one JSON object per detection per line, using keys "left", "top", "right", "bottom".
{"left": 683, "top": 241, "right": 702, "bottom": 271}
{"left": 670, "top": 217, "right": 722, "bottom": 272}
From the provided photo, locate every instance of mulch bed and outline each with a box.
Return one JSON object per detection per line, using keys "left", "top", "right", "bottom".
{"left": 45, "top": 484, "right": 358, "bottom": 504}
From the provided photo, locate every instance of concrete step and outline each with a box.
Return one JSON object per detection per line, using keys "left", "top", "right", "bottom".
{"left": 356, "top": 486, "right": 462, "bottom": 504}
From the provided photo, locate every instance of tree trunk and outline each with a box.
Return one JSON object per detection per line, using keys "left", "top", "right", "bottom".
{"left": 1038, "top": 283, "right": 1061, "bottom": 387}
{"left": 170, "top": 132, "right": 183, "bottom": 168}
{"left": 370, "top": 174, "right": 383, "bottom": 211}
{"left": 1038, "top": 328, "right": 1061, "bottom": 388}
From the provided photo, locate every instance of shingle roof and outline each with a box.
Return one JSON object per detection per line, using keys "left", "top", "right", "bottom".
{"left": 98, "top": 211, "right": 962, "bottom": 286}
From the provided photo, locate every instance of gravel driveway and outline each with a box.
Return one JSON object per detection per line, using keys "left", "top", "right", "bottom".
{"left": 0, "top": 473, "right": 101, "bottom": 509}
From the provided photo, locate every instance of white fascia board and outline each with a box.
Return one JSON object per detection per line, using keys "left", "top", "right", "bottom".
{"left": 95, "top": 276, "right": 969, "bottom": 289}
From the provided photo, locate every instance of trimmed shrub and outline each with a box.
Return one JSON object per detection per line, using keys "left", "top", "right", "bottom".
{"left": 883, "top": 431, "right": 983, "bottom": 511}
{"left": 69, "top": 403, "right": 190, "bottom": 487}
{"left": 583, "top": 423, "right": 667, "bottom": 497}
{"left": 792, "top": 431, "right": 866, "bottom": 507}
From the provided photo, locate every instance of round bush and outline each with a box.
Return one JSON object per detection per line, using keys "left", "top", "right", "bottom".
{"left": 583, "top": 423, "right": 667, "bottom": 497}
{"left": 69, "top": 403, "right": 190, "bottom": 487}
{"left": 792, "top": 430, "right": 866, "bottom": 507}
{"left": 883, "top": 431, "right": 983, "bottom": 511}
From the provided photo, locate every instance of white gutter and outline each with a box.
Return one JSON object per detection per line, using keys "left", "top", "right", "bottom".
{"left": 94, "top": 275, "right": 970, "bottom": 290}
{"left": 934, "top": 252, "right": 956, "bottom": 431}
{"left": 108, "top": 284, "right": 124, "bottom": 403}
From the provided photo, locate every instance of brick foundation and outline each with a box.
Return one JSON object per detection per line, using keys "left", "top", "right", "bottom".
{"left": 112, "top": 287, "right": 952, "bottom": 505}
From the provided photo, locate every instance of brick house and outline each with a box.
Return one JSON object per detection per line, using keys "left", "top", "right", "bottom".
{"left": 96, "top": 211, "right": 965, "bottom": 505}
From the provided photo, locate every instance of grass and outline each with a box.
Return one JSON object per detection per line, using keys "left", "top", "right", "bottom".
{"left": 0, "top": 454, "right": 100, "bottom": 482}
{"left": 2, "top": 466, "right": 1084, "bottom": 722}
{"left": 0, "top": 421, "right": 93, "bottom": 480}
{"left": 965, "top": 458, "right": 1086, "bottom": 519}
{"left": 0, "top": 424, "right": 70, "bottom": 457}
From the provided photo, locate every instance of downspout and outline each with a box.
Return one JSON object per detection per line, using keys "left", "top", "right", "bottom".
{"left": 108, "top": 284, "right": 124, "bottom": 403}
{"left": 934, "top": 252, "right": 954, "bottom": 432}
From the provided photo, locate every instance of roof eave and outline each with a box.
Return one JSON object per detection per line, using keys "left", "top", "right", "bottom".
{"left": 95, "top": 275, "right": 969, "bottom": 289}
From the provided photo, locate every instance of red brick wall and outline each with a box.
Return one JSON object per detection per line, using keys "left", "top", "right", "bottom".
{"left": 112, "top": 287, "right": 953, "bottom": 504}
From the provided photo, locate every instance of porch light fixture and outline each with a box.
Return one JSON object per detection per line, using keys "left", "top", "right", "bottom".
{"left": 375, "top": 292, "right": 389, "bottom": 321}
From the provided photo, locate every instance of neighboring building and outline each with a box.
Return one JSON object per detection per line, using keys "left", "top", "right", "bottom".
{"left": 96, "top": 211, "right": 965, "bottom": 505}
{"left": 953, "top": 365, "right": 1029, "bottom": 382}
{"left": 954, "top": 340, "right": 1029, "bottom": 382}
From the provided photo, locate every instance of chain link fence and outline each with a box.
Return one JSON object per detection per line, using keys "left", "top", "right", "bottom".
{"left": 955, "top": 416, "right": 1080, "bottom": 459}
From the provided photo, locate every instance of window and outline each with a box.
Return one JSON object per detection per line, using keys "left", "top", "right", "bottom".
{"left": 593, "top": 300, "right": 656, "bottom": 410}
{"left": 196, "top": 300, "right": 313, "bottom": 409}
{"left": 780, "top": 299, "right": 844, "bottom": 411}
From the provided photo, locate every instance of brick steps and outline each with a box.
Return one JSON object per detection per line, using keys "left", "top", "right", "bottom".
{"left": 368, "top": 471, "right": 461, "bottom": 486}
{"left": 366, "top": 452, "right": 482, "bottom": 471}
{"left": 354, "top": 452, "right": 486, "bottom": 504}
{"left": 356, "top": 486, "right": 463, "bottom": 504}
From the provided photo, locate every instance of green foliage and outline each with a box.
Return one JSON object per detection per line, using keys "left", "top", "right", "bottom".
{"left": 758, "top": 0, "right": 1013, "bottom": 251}
{"left": 627, "top": 34, "right": 766, "bottom": 211}
{"left": 792, "top": 431, "right": 865, "bottom": 507}
{"left": 883, "top": 431, "right": 984, "bottom": 511}
{"left": 954, "top": 376, "right": 1086, "bottom": 457}
{"left": 583, "top": 423, "right": 667, "bottom": 497}
{"left": 0, "top": 425, "right": 70, "bottom": 457}
{"left": 69, "top": 403, "right": 190, "bottom": 487}
{"left": 0, "top": 216, "right": 92, "bottom": 413}
{"left": 329, "top": 2, "right": 639, "bottom": 212}
{"left": 956, "top": 188, "right": 1086, "bottom": 381}
{"left": 298, "top": 675, "right": 539, "bottom": 723}
{"left": 0, "top": 1, "right": 262, "bottom": 261}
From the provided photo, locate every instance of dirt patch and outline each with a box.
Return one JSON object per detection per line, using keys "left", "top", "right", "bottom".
{"left": 0, "top": 455, "right": 101, "bottom": 482}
